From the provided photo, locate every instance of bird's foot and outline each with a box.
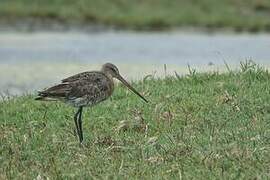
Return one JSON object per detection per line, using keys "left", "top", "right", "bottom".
{"left": 79, "top": 141, "right": 86, "bottom": 148}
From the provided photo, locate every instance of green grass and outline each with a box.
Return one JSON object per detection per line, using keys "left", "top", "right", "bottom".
{"left": 1, "top": 0, "right": 270, "bottom": 31}
{"left": 1, "top": 61, "right": 270, "bottom": 179}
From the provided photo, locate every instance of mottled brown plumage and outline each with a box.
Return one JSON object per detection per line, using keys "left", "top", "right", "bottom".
{"left": 36, "top": 71, "right": 114, "bottom": 107}
{"left": 35, "top": 63, "right": 148, "bottom": 143}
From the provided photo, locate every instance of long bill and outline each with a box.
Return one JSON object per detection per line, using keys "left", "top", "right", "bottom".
{"left": 117, "top": 75, "right": 148, "bottom": 103}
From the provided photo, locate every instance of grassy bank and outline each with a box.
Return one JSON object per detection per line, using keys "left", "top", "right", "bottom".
{"left": 1, "top": 62, "right": 270, "bottom": 179}
{"left": 1, "top": 0, "right": 270, "bottom": 31}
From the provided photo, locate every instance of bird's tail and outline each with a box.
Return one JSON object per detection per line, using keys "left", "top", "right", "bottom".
{"left": 35, "top": 95, "right": 58, "bottom": 101}
{"left": 35, "top": 95, "right": 44, "bottom": 101}
{"left": 35, "top": 91, "right": 58, "bottom": 101}
{"left": 35, "top": 83, "right": 70, "bottom": 101}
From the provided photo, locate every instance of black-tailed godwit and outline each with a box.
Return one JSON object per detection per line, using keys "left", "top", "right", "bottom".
{"left": 35, "top": 63, "right": 148, "bottom": 143}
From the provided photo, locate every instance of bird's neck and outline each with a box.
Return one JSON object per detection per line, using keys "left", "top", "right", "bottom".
{"left": 103, "top": 71, "right": 114, "bottom": 81}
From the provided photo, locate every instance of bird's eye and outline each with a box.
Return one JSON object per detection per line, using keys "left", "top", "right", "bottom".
{"left": 111, "top": 67, "right": 118, "bottom": 73}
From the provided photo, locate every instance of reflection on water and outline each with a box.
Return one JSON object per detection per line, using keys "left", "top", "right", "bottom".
{"left": 0, "top": 31, "right": 269, "bottom": 95}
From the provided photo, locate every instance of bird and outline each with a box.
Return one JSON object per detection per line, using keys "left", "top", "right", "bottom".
{"left": 35, "top": 63, "right": 148, "bottom": 143}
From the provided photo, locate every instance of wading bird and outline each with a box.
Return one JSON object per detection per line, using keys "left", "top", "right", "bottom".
{"left": 35, "top": 63, "right": 148, "bottom": 143}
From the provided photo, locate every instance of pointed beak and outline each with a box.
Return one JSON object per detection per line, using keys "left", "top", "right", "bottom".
{"left": 116, "top": 75, "right": 148, "bottom": 103}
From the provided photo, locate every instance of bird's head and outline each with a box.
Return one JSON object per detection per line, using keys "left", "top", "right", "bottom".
{"left": 101, "top": 63, "right": 119, "bottom": 78}
{"left": 101, "top": 63, "right": 148, "bottom": 103}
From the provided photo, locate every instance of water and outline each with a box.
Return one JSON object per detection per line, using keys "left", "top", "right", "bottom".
{"left": 1, "top": 31, "right": 270, "bottom": 65}
{"left": 0, "top": 30, "right": 269, "bottom": 95}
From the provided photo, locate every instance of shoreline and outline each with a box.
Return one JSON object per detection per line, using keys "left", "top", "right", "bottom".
{"left": 1, "top": 62, "right": 269, "bottom": 96}
{"left": 1, "top": 19, "right": 270, "bottom": 34}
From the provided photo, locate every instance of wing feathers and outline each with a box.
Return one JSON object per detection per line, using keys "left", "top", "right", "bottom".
{"left": 35, "top": 71, "right": 113, "bottom": 106}
{"left": 62, "top": 71, "right": 94, "bottom": 83}
{"left": 35, "top": 83, "right": 71, "bottom": 100}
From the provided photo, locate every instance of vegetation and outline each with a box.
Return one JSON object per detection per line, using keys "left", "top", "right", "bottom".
{"left": 1, "top": 0, "right": 270, "bottom": 31}
{"left": 1, "top": 61, "right": 270, "bottom": 179}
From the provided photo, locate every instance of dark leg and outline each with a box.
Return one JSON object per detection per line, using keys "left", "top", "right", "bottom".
{"left": 74, "top": 107, "right": 81, "bottom": 142}
{"left": 78, "top": 107, "right": 83, "bottom": 143}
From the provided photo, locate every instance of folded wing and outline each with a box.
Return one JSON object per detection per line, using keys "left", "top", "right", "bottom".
{"left": 35, "top": 72, "right": 113, "bottom": 107}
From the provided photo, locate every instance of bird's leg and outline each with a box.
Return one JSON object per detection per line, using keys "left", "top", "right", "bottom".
{"left": 78, "top": 106, "right": 83, "bottom": 143}
{"left": 74, "top": 107, "right": 81, "bottom": 141}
